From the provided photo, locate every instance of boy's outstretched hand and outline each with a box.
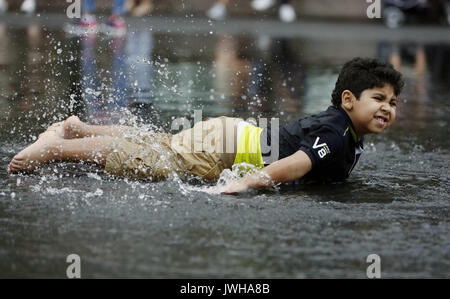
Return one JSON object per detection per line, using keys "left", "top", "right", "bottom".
{"left": 223, "top": 179, "right": 251, "bottom": 194}
{"left": 223, "top": 171, "right": 271, "bottom": 194}
{"left": 222, "top": 150, "right": 313, "bottom": 194}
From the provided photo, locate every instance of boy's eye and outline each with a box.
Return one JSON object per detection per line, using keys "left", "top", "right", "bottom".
{"left": 391, "top": 101, "right": 397, "bottom": 107}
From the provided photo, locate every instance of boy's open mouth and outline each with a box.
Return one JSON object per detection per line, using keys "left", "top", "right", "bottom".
{"left": 374, "top": 115, "right": 389, "bottom": 126}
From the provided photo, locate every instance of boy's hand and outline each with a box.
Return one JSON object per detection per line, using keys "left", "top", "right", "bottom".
{"left": 223, "top": 171, "right": 271, "bottom": 194}
{"left": 222, "top": 150, "right": 313, "bottom": 194}
{"left": 223, "top": 179, "right": 250, "bottom": 194}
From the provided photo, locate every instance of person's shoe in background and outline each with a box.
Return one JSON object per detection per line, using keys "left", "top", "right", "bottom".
{"left": 107, "top": 14, "right": 126, "bottom": 29}
{"left": 251, "top": 0, "right": 276, "bottom": 11}
{"left": 20, "top": 0, "right": 36, "bottom": 14}
{"left": 279, "top": 4, "right": 296, "bottom": 23}
{"left": 206, "top": 2, "right": 227, "bottom": 20}
{"left": 64, "top": 14, "right": 98, "bottom": 36}
{"left": 102, "top": 14, "right": 127, "bottom": 36}
{"left": 79, "top": 14, "right": 99, "bottom": 30}
{"left": 0, "top": 0, "right": 8, "bottom": 14}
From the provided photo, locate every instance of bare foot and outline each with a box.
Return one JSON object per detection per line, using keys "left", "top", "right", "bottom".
{"left": 43, "top": 115, "right": 87, "bottom": 139}
{"left": 8, "top": 131, "right": 63, "bottom": 173}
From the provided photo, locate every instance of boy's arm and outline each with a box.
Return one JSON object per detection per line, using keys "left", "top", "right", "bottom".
{"left": 224, "top": 150, "right": 312, "bottom": 194}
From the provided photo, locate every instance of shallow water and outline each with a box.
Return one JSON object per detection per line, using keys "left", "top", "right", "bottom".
{"left": 0, "top": 20, "right": 449, "bottom": 278}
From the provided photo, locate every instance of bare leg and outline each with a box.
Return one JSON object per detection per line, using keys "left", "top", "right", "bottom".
{"left": 45, "top": 115, "right": 132, "bottom": 139}
{"left": 8, "top": 130, "right": 116, "bottom": 173}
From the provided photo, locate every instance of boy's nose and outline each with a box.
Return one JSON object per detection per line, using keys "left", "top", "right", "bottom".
{"left": 380, "top": 102, "right": 390, "bottom": 112}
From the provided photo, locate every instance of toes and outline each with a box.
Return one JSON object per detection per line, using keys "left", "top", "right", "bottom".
{"left": 8, "top": 165, "right": 17, "bottom": 173}
{"left": 11, "top": 158, "right": 24, "bottom": 166}
{"left": 8, "top": 162, "right": 20, "bottom": 173}
{"left": 12, "top": 154, "right": 25, "bottom": 161}
{"left": 12, "top": 153, "right": 26, "bottom": 163}
{"left": 9, "top": 159, "right": 34, "bottom": 173}
{"left": 10, "top": 159, "right": 24, "bottom": 170}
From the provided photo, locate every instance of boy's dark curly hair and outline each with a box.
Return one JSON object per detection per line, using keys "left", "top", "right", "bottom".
{"left": 331, "top": 57, "right": 404, "bottom": 107}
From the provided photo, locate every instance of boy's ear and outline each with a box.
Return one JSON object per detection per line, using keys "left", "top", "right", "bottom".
{"left": 341, "top": 90, "right": 355, "bottom": 111}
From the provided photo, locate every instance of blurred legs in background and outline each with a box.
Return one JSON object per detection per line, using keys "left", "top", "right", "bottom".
{"left": 78, "top": 0, "right": 126, "bottom": 34}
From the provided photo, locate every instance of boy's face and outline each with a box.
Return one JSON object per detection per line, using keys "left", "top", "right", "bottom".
{"left": 342, "top": 84, "right": 398, "bottom": 136}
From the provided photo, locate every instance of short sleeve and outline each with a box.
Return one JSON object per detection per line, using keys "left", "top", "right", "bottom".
{"left": 298, "top": 126, "right": 343, "bottom": 169}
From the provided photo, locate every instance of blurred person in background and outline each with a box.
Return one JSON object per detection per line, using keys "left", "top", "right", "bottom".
{"left": 0, "top": 0, "right": 35, "bottom": 14}
{"left": 383, "top": 0, "right": 450, "bottom": 27}
{"left": 77, "top": 0, "right": 127, "bottom": 34}
{"left": 78, "top": 28, "right": 155, "bottom": 125}
{"left": 207, "top": 0, "right": 297, "bottom": 22}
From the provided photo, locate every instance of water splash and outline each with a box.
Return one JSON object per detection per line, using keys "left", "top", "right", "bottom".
{"left": 182, "top": 163, "right": 276, "bottom": 195}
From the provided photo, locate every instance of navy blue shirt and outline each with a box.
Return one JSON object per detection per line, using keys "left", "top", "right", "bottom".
{"left": 260, "top": 106, "right": 364, "bottom": 183}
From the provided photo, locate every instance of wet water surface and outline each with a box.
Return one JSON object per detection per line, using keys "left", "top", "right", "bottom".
{"left": 0, "top": 20, "right": 449, "bottom": 278}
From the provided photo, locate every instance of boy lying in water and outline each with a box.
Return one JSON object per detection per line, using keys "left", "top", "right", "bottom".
{"left": 8, "top": 57, "right": 403, "bottom": 194}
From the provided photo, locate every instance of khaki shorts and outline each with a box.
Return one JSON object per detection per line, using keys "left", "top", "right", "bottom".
{"left": 105, "top": 117, "right": 243, "bottom": 181}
